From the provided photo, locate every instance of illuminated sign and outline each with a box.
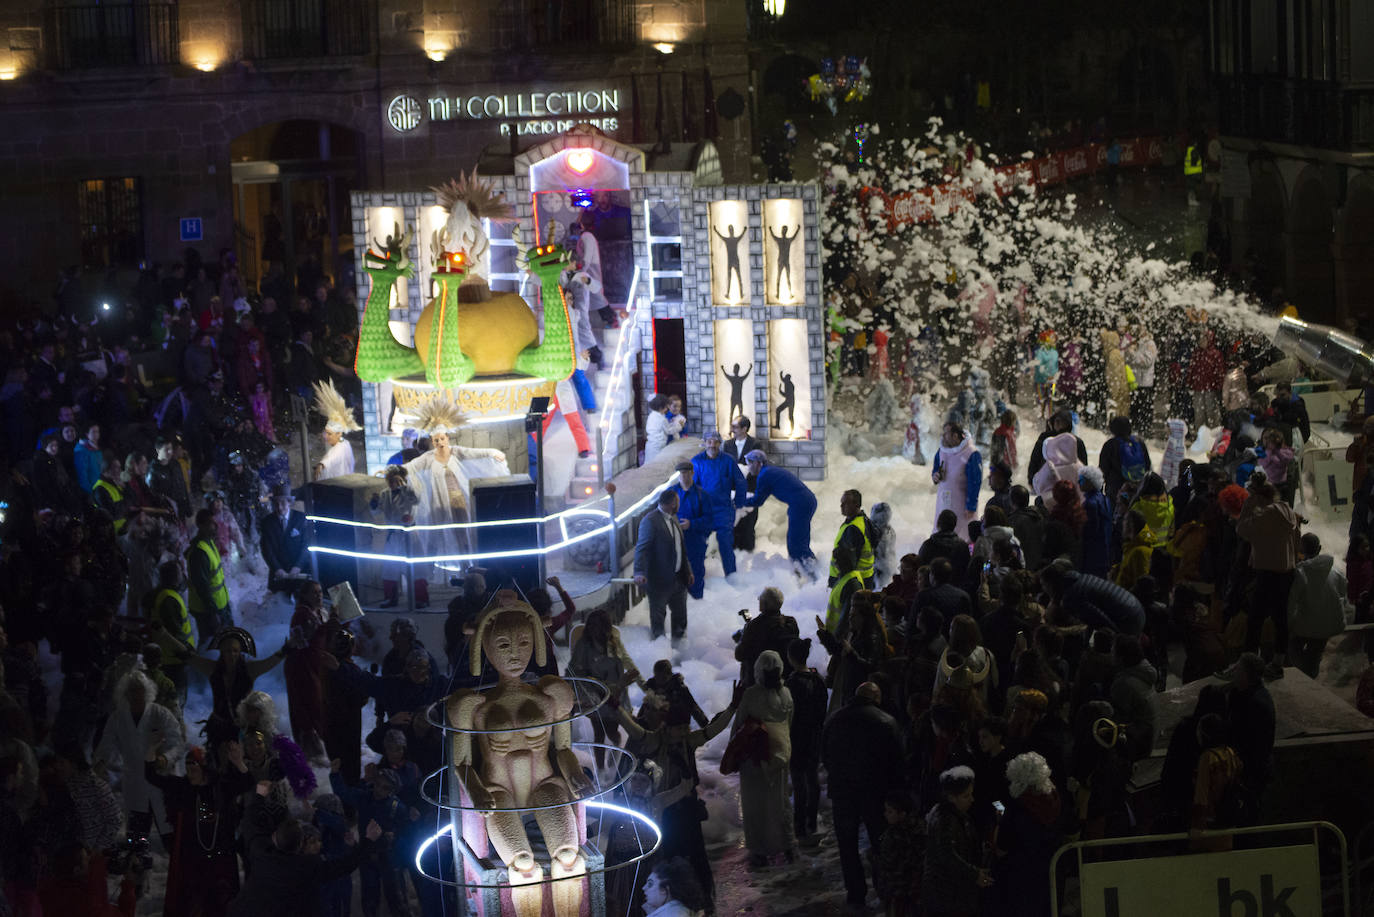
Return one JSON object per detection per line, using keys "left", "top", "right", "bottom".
{"left": 386, "top": 88, "right": 623, "bottom": 134}
{"left": 762, "top": 198, "right": 804, "bottom": 305}
{"left": 708, "top": 200, "right": 751, "bottom": 306}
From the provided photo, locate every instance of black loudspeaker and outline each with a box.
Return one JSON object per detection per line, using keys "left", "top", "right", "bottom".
{"left": 470, "top": 475, "right": 540, "bottom": 596}
{"left": 309, "top": 474, "right": 387, "bottom": 593}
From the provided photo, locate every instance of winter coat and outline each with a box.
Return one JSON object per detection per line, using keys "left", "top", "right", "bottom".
{"left": 785, "top": 668, "right": 829, "bottom": 767}
{"left": 1112, "top": 528, "right": 1157, "bottom": 591}
{"left": 1126, "top": 337, "right": 1158, "bottom": 388}
{"left": 1027, "top": 431, "right": 1088, "bottom": 483}
{"left": 820, "top": 696, "right": 904, "bottom": 802}
{"left": 1057, "top": 571, "right": 1146, "bottom": 634}
{"left": 1288, "top": 555, "right": 1351, "bottom": 640}
{"left": 990, "top": 423, "right": 1018, "bottom": 473}
{"left": 1081, "top": 491, "right": 1113, "bottom": 578}
{"left": 1031, "top": 433, "right": 1085, "bottom": 504}
{"left": 1008, "top": 507, "right": 1046, "bottom": 571}
{"left": 1187, "top": 344, "right": 1225, "bottom": 392}
{"left": 228, "top": 793, "right": 366, "bottom": 917}
{"left": 922, "top": 801, "right": 983, "bottom": 916}
{"left": 1101, "top": 331, "right": 1130, "bottom": 418}
{"left": 918, "top": 530, "right": 971, "bottom": 583}
{"left": 1235, "top": 497, "right": 1299, "bottom": 573}
{"left": 1110, "top": 661, "right": 1159, "bottom": 758}
{"left": 1257, "top": 445, "right": 1295, "bottom": 485}
{"left": 1132, "top": 493, "right": 1174, "bottom": 546}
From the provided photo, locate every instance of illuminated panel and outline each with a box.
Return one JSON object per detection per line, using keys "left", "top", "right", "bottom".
{"left": 708, "top": 200, "right": 751, "bottom": 306}
{"left": 713, "top": 319, "right": 755, "bottom": 432}
{"left": 367, "top": 206, "right": 408, "bottom": 307}
{"left": 767, "top": 319, "right": 812, "bottom": 440}
{"left": 762, "top": 198, "right": 804, "bottom": 305}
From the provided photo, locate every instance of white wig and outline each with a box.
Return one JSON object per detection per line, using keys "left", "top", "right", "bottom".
{"left": 236, "top": 690, "right": 279, "bottom": 733}
{"left": 115, "top": 668, "right": 156, "bottom": 707}
{"left": 1006, "top": 751, "right": 1054, "bottom": 799}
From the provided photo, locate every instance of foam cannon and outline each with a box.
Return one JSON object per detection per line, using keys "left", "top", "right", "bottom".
{"left": 1273, "top": 315, "right": 1374, "bottom": 386}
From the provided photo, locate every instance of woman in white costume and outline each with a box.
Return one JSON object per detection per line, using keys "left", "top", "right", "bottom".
{"left": 403, "top": 397, "right": 509, "bottom": 602}
{"left": 312, "top": 380, "right": 360, "bottom": 480}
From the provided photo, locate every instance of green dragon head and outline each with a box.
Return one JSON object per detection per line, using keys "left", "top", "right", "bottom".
{"left": 364, "top": 223, "right": 415, "bottom": 279}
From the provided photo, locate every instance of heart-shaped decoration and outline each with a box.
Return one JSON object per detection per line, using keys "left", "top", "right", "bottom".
{"left": 566, "top": 149, "right": 594, "bottom": 175}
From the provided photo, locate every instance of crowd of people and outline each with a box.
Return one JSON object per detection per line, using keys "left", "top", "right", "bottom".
{"left": 1, "top": 241, "right": 1372, "bottom": 917}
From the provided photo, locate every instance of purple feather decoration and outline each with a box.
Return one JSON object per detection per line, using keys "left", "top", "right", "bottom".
{"left": 271, "top": 734, "right": 318, "bottom": 799}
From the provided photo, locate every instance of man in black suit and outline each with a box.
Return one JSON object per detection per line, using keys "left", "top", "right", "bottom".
{"left": 723, "top": 416, "right": 764, "bottom": 551}
{"left": 633, "top": 489, "right": 693, "bottom": 641}
{"left": 260, "top": 483, "right": 310, "bottom": 594}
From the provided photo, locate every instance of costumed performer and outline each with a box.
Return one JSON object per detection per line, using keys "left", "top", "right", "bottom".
{"left": 743, "top": 450, "right": 818, "bottom": 578}
{"left": 932, "top": 421, "right": 982, "bottom": 540}
{"left": 403, "top": 397, "right": 508, "bottom": 605}
{"left": 313, "top": 380, "right": 360, "bottom": 480}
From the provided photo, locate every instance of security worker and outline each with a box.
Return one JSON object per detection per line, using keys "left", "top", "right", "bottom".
{"left": 671, "top": 460, "right": 712, "bottom": 600}
{"left": 185, "top": 508, "right": 231, "bottom": 643}
{"left": 824, "top": 545, "right": 865, "bottom": 631}
{"left": 829, "top": 489, "right": 875, "bottom": 589}
{"left": 91, "top": 453, "right": 128, "bottom": 533}
{"left": 147, "top": 559, "right": 193, "bottom": 701}
{"left": 1184, "top": 141, "right": 1203, "bottom": 206}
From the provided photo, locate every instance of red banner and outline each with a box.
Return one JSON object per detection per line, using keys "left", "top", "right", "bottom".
{"left": 859, "top": 134, "right": 1177, "bottom": 229}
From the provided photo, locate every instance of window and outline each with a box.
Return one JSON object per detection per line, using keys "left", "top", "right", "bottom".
{"left": 242, "top": 0, "right": 373, "bottom": 59}
{"left": 77, "top": 178, "right": 143, "bottom": 267}
{"left": 47, "top": 1, "right": 179, "bottom": 70}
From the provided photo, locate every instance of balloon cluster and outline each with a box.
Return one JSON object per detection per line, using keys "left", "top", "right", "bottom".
{"left": 807, "top": 55, "right": 872, "bottom": 114}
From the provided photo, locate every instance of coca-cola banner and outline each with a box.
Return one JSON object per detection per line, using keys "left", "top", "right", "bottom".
{"left": 860, "top": 135, "right": 1175, "bottom": 229}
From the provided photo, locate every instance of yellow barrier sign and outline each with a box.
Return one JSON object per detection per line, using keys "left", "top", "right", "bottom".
{"left": 1081, "top": 844, "right": 1320, "bottom": 917}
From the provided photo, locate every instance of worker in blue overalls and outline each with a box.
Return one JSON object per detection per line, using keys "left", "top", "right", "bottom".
{"left": 670, "top": 460, "right": 712, "bottom": 599}
{"left": 691, "top": 431, "right": 748, "bottom": 585}
{"left": 743, "top": 449, "right": 818, "bottom": 579}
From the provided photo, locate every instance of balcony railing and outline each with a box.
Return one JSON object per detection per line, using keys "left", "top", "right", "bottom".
{"left": 241, "top": 0, "right": 374, "bottom": 60}
{"left": 488, "top": 0, "right": 635, "bottom": 51}
{"left": 46, "top": 3, "right": 179, "bottom": 70}
{"left": 1215, "top": 76, "right": 1374, "bottom": 149}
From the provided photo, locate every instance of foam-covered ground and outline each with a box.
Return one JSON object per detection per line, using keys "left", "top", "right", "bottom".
{"left": 52, "top": 412, "right": 1359, "bottom": 915}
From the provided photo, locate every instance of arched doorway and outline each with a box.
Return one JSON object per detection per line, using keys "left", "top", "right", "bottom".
{"left": 229, "top": 119, "right": 363, "bottom": 297}
{"left": 1247, "top": 164, "right": 1286, "bottom": 299}
{"left": 1287, "top": 168, "right": 1335, "bottom": 322}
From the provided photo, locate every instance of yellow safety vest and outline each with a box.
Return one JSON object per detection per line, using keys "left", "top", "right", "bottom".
{"left": 825, "top": 569, "right": 866, "bottom": 631}
{"left": 829, "top": 515, "right": 875, "bottom": 582}
{"left": 188, "top": 538, "right": 229, "bottom": 617}
{"left": 1184, "top": 146, "right": 1203, "bottom": 176}
{"left": 154, "top": 588, "right": 194, "bottom": 651}
{"left": 91, "top": 478, "right": 126, "bottom": 533}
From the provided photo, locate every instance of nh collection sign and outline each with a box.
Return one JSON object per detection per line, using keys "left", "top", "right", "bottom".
{"left": 386, "top": 88, "right": 622, "bottom": 135}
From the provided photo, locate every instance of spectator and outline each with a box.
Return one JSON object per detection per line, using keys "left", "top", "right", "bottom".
{"left": 1287, "top": 533, "right": 1350, "bottom": 678}
{"left": 922, "top": 765, "right": 991, "bottom": 917}
{"left": 784, "top": 638, "right": 827, "bottom": 846}
{"left": 737, "top": 650, "right": 795, "bottom": 866}
{"left": 736, "top": 587, "right": 800, "bottom": 686}
{"left": 1234, "top": 482, "right": 1300, "bottom": 678}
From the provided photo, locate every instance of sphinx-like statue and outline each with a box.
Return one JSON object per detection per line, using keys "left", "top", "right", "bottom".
{"left": 446, "top": 593, "right": 591, "bottom": 916}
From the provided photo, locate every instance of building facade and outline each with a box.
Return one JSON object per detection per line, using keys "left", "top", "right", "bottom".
{"left": 1208, "top": 0, "right": 1374, "bottom": 325}
{"left": 0, "top": 0, "right": 753, "bottom": 310}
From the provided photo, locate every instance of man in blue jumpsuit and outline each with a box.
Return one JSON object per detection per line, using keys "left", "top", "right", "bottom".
{"left": 691, "top": 431, "right": 747, "bottom": 582}
{"left": 670, "top": 460, "right": 712, "bottom": 599}
{"left": 743, "top": 450, "right": 818, "bottom": 578}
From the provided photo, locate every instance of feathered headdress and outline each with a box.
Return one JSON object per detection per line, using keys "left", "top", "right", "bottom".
{"left": 313, "top": 380, "right": 361, "bottom": 434}
{"left": 431, "top": 169, "right": 514, "bottom": 222}
{"left": 412, "top": 396, "right": 466, "bottom": 435}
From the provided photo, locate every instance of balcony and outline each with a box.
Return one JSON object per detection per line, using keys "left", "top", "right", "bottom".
{"left": 241, "top": 0, "right": 374, "bottom": 60}
{"left": 46, "top": 2, "right": 179, "bottom": 70}
{"left": 488, "top": 0, "right": 635, "bottom": 51}
{"left": 1215, "top": 76, "right": 1374, "bottom": 150}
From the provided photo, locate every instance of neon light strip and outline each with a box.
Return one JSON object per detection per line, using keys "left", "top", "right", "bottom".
{"left": 413, "top": 800, "right": 662, "bottom": 883}
{"left": 307, "top": 473, "right": 677, "bottom": 564}
{"left": 307, "top": 502, "right": 612, "bottom": 531}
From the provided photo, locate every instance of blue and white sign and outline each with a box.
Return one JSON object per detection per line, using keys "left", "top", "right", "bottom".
{"left": 179, "top": 218, "right": 203, "bottom": 242}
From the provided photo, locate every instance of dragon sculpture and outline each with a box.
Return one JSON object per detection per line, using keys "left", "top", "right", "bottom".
{"left": 354, "top": 170, "right": 576, "bottom": 389}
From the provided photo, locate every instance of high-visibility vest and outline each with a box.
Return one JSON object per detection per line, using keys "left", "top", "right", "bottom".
{"left": 188, "top": 538, "right": 229, "bottom": 617}
{"left": 829, "top": 515, "right": 875, "bottom": 581}
{"left": 1184, "top": 146, "right": 1203, "bottom": 176}
{"left": 154, "top": 588, "right": 194, "bottom": 651}
{"left": 825, "top": 569, "right": 865, "bottom": 631}
{"left": 92, "top": 478, "right": 126, "bottom": 533}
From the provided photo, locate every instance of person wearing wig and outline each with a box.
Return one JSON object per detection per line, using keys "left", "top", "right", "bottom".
{"left": 178, "top": 626, "right": 285, "bottom": 749}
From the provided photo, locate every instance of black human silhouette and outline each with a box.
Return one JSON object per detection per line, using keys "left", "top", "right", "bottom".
{"left": 775, "top": 370, "right": 797, "bottom": 432}
{"left": 721, "top": 362, "right": 751, "bottom": 420}
{"left": 713, "top": 222, "right": 747, "bottom": 301}
{"left": 769, "top": 224, "right": 800, "bottom": 301}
